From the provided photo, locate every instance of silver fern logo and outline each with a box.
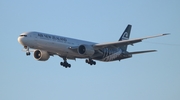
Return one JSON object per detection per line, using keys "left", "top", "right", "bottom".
{"left": 101, "top": 48, "right": 122, "bottom": 61}
{"left": 122, "top": 32, "right": 129, "bottom": 40}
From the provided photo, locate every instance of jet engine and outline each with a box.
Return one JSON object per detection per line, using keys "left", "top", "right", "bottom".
{"left": 34, "top": 50, "right": 50, "bottom": 61}
{"left": 78, "top": 45, "right": 95, "bottom": 56}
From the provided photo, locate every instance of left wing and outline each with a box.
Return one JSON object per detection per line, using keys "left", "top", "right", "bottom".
{"left": 93, "top": 33, "right": 169, "bottom": 49}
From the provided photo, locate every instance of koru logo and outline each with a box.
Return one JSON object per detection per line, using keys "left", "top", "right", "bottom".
{"left": 122, "top": 32, "right": 128, "bottom": 39}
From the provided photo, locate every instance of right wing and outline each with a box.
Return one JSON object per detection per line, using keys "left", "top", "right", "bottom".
{"left": 93, "top": 33, "right": 169, "bottom": 49}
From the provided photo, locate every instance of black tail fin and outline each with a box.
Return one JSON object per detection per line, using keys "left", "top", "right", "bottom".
{"left": 119, "top": 24, "right": 132, "bottom": 51}
{"left": 119, "top": 24, "right": 132, "bottom": 41}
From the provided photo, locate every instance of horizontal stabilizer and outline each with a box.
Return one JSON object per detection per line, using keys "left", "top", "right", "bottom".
{"left": 129, "top": 50, "right": 157, "bottom": 54}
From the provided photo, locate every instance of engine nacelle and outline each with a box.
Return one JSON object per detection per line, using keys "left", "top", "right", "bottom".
{"left": 78, "top": 45, "right": 95, "bottom": 56}
{"left": 34, "top": 50, "right": 50, "bottom": 61}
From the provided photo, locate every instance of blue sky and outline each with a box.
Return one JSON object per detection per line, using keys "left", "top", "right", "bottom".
{"left": 1, "top": 0, "right": 180, "bottom": 100}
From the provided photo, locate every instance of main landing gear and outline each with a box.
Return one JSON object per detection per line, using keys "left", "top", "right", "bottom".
{"left": 60, "top": 58, "right": 96, "bottom": 68}
{"left": 60, "top": 58, "right": 71, "bottom": 68}
{"left": 24, "top": 46, "right": 30, "bottom": 56}
{"left": 85, "top": 59, "right": 96, "bottom": 65}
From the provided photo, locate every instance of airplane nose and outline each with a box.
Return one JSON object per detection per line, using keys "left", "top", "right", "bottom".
{"left": 18, "top": 36, "right": 21, "bottom": 43}
{"left": 18, "top": 36, "right": 24, "bottom": 45}
{"left": 18, "top": 33, "right": 29, "bottom": 46}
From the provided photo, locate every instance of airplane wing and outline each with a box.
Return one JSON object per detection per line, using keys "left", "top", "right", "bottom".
{"left": 93, "top": 33, "right": 169, "bottom": 49}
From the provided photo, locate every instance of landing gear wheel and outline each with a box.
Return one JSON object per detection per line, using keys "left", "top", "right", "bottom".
{"left": 64, "top": 63, "right": 71, "bottom": 68}
{"left": 60, "top": 62, "right": 63, "bottom": 66}
{"left": 85, "top": 59, "right": 88, "bottom": 63}
{"left": 93, "top": 61, "right": 96, "bottom": 65}
{"left": 26, "top": 52, "right": 30, "bottom": 56}
{"left": 68, "top": 64, "right": 71, "bottom": 68}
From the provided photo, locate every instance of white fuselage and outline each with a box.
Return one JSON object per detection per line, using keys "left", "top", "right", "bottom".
{"left": 18, "top": 31, "right": 132, "bottom": 62}
{"left": 18, "top": 32, "right": 97, "bottom": 59}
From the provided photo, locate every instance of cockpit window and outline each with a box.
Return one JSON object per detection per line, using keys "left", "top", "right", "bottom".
{"left": 20, "top": 35, "right": 27, "bottom": 37}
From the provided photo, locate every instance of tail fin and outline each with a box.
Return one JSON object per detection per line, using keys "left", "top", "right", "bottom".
{"left": 119, "top": 24, "right": 132, "bottom": 41}
{"left": 119, "top": 24, "right": 132, "bottom": 51}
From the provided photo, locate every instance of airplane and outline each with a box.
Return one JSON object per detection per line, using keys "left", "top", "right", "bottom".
{"left": 18, "top": 24, "right": 169, "bottom": 68}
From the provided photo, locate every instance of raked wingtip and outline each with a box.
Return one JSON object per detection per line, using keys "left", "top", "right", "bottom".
{"left": 162, "top": 33, "right": 170, "bottom": 35}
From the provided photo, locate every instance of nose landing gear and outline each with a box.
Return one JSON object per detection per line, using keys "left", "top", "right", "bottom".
{"left": 24, "top": 46, "right": 30, "bottom": 56}
{"left": 26, "top": 52, "right": 30, "bottom": 56}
